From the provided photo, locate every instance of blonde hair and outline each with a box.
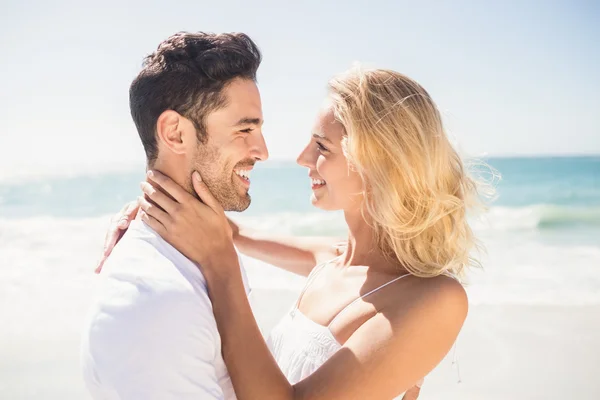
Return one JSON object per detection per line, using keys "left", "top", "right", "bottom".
{"left": 328, "top": 67, "right": 494, "bottom": 279}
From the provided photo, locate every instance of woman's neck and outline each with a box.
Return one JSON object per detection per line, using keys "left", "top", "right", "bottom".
{"left": 340, "top": 209, "right": 401, "bottom": 274}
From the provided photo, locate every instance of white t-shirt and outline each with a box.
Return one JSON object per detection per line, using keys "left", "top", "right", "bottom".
{"left": 80, "top": 220, "right": 250, "bottom": 400}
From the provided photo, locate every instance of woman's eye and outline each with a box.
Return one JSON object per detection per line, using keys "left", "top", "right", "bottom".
{"left": 316, "top": 141, "right": 328, "bottom": 152}
{"left": 240, "top": 128, "right": 253, "bottom": 134}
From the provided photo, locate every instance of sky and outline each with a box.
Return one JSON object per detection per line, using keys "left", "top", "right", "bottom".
{"left": 1, "top": 0, "right": 599, "bottom": 175}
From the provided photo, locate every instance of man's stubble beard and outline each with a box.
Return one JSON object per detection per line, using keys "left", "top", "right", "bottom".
{"left": 192, "top": 146, "right": 251, "bottom": 212}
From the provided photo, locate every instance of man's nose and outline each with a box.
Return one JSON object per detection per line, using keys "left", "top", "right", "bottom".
{"left": 250, "top": 131, "right": 269, "bottom": 161}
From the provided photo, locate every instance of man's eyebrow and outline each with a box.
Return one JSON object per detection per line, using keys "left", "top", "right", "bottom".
{"left": 312, "top": 132, "right": 332, "bottom": 143}
{"left": 233, "top": 117, "right": 263, "bottom": 127}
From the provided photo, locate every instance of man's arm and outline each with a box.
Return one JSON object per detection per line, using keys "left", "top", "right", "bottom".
{"left": 84, "top": 278, "right": 225, "bottom": 399}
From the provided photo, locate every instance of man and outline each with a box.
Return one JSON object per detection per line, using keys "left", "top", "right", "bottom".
{"left": 80, "top": 31, "right": 268, "bottom": 399}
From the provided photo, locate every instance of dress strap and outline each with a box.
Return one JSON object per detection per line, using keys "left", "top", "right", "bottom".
{"left": 294, "top": 257, "right": 338, "bottom": 310}
{"left": 327, "top": 273, "right": 412, "bottom": 329}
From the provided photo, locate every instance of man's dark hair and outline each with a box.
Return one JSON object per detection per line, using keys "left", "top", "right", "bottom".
{"left": 129, "top": 32, "right": 262, "bottom": 164}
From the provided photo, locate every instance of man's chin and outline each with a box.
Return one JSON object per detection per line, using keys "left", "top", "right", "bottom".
{"left": 237, "top": 194, "right": 251, "bottom": 212}
{"left": 223, "top": 194, "right": 251, "bottom": 212}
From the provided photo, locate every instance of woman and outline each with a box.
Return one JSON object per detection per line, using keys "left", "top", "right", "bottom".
{"left": 102, "top": 67, "right": 485, "bottom": 399}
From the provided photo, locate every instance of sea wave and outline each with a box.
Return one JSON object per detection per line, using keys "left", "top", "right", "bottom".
{"left": 234, "top": 205, "right": 600, "bottom": 235}
{"left": 1, "top": 203, "right": 598, "bottom": 238}
{"left": 474, "top": 204, "right": 600, "bottom": 231}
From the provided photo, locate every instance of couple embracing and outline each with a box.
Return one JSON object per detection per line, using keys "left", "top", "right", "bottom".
{"left": 82, "top": 31, "right": 482, "bottom": 400}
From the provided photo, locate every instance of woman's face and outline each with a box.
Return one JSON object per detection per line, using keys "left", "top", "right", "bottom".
{"left": 296, "top": 101, "right": 364, "bottom": 212}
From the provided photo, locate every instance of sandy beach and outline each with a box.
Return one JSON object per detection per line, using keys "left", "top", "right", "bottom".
{"left": 1, "top": 286, "right": 598, "bottom": 399}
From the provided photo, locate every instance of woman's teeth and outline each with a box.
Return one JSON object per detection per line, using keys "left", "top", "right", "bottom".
{"left": 312, "top": 179, "right": 325, "bottom": 186}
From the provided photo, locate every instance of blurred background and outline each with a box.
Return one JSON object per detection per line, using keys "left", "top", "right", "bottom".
{"left": 1, "top": 1, "right": 599, "bottom": 399}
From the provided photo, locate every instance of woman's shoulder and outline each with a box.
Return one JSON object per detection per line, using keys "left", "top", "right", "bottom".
{"left": 383, "top": 273, "right": 468, "bottom": 326}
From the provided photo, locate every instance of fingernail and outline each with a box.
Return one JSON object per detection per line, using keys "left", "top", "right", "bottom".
{"left": 118, "top": 219, "right": 128, "bottom": 228}
{"left": 193, "top": 171, "right": 201, "bottom": 182}
{"left": 147, "top": 170, "right": 153, "bottom": 178}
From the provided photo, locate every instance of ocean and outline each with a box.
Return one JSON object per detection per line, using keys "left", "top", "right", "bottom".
{"left": 1, "top": 156, "right": 599, "bottom": 315}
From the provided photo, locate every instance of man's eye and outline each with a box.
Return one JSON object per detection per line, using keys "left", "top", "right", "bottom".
{"left": 240, "top": 128, "right": 253, "bottom": 134}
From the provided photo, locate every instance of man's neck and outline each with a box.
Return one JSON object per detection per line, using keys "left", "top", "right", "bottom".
{"left": 149, "top": 158, "right": 189, "bottom": 192}
{"left": 134, "top": 159, "right": 189, "bottom": 222}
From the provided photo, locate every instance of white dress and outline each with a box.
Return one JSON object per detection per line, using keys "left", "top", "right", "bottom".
{"left": 266, "top": 263, "right": 412, "bottom": 386}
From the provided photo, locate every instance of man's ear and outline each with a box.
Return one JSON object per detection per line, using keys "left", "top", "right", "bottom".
{"left": 156, "top": 110, "right": 186, "bottom": 155}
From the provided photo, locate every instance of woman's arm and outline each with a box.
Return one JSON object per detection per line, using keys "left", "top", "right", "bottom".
{"left": 205, "top": 262, "right": 465, "bottom": 400}
{"left": 94, "top": 202, "right": 343, "bottom": 277}
{"left": 95, "top": 200, "right": 140, "bottom": 273}
{"left": 230, "top": 218, "right": 344, "bottom": 277}
{"left": 139, "top": 170, "right": 468, "bottom": 400}
{"left": 95, "top": 200, "right": 342, "bottom": 276}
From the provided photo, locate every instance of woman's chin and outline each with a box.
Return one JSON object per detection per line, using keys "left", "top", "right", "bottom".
{"left": 310, "top": 195, "right": 338, "bottom": 211}
{"left": 310, "top": 193, "right": 320, "bottom": 206}
{"left": 310, "top": 193, "right": 326, "bottom": 208}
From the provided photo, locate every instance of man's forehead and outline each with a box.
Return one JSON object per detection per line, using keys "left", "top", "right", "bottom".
{"left": 232, "top": 116, "right": 263, "bottom": 127}
{"left": 205, "top": 103, "right": 262, "bottom": 126}
{"left": 223, "top": 79, "right": 260, "bottom": 101}
{"left": 222, "top": 83, "right": 262, "bottom": 121}
{"left": 225, "top": 101, "right": 263, "bottom": 125}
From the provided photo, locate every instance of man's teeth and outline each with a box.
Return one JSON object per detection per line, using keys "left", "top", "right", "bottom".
{"left": 312, "top": 179, "right": 325, "bottom": 186}
{"left": 235, "top": 169, "right": 251, "bottom": 179}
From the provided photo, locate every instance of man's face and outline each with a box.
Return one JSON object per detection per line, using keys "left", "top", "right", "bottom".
{"left": 191, "top": 78, "right": 268, "bottom": 211}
